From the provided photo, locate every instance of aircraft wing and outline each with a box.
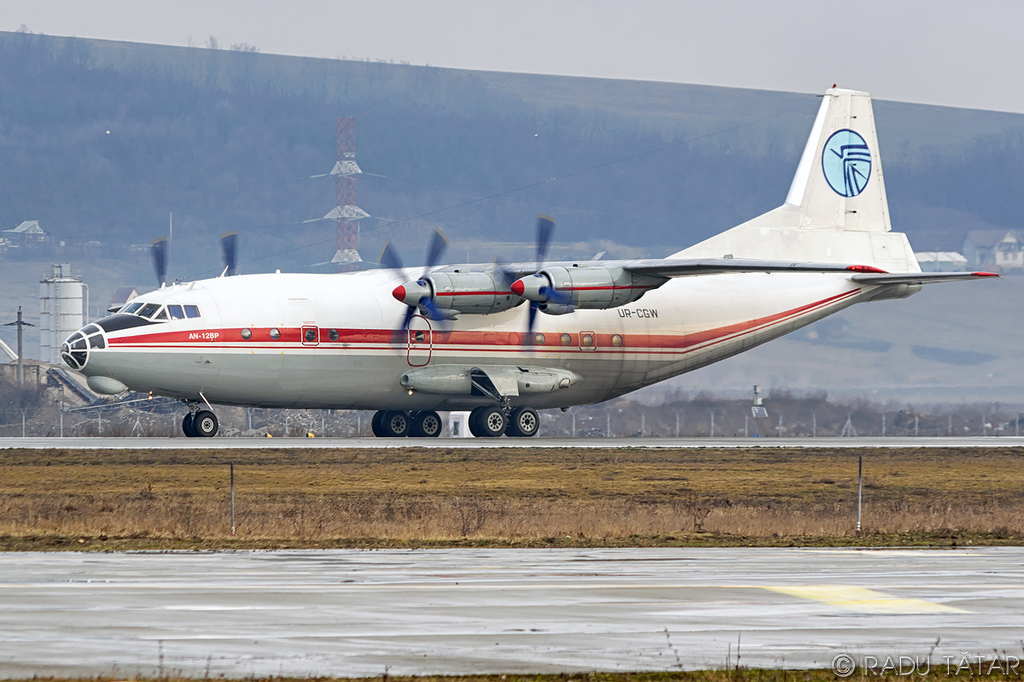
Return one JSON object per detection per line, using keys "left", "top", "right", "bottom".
{"left": 621, "top": 258, "right": 885, "bottom": 278}
{"left": 848, "top": 271, "right": 999, "bottom": 284}
{"left": 624, "top": 260, "right": 999, "bottom": 285}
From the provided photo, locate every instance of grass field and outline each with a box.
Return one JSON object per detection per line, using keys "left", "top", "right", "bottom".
{"left": 1, "top": 446, "right": 1022, "bottom": 550}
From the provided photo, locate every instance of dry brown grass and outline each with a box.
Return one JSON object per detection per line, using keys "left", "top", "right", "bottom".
{"left": 1, "top": 446, "right": 1022, "bottom": 549}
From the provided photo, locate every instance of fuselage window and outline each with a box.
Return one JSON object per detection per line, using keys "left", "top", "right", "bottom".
{"left": 240, "top": 328, "right": 252, "bottom": 340}
{"left": 123, "top": 302, "right": 143, "bottom": 315}
{"left": 184, "top": 305, "right": 201, "bottom": 319}
{"left": 153, "top": 307, "right": 169, "bottom": 321}
{"left": 328, "top": 329, "right": 339, "bottom": 342}
{"left": 304, "top": 328, "right": 317, "bottom": 343}
{"left": 138, "top": 303, "right": 160, "bottom": 318}
{"left": 168, "top": 305, "right": 185, "bottom": 319}
{"left": 269, "top": 328, "right": 280, "bottom": 340}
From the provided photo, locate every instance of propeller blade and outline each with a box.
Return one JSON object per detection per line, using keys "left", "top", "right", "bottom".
{"left": 220, "top": 231, "right": 238, "bottom": 276}
{"left": 544, "top": 285, "right": 573, "bottom": 306}
{"left": 423, "top": 228, "right": 450, "bottom": 274}
{"left": 401, "top": 305, "right": 416, "bottom": 330}
{"left": 492, "top": 256, "right": 518, "bottom": 292}
{"left": 524, "top": 301, "right": 539, "bottom": 344}
{"left": 151, "top": 238, "right": 168, "bottom": 287}
{"left": 378, "top": 240, "right": 405, "bottom": 274}
{"left": 420, "top": 297, "right": 445, "bottom": 322}
{"left": 535, "top": 214, "right": 555, "bottom": 267}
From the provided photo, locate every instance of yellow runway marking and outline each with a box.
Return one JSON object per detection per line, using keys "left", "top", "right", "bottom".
{"left": 766, "top": 585, "right": 966, "bottom": 614}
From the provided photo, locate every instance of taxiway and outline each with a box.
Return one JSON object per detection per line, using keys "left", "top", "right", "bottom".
{"left": 0, "top": 547, "right": 1020, "bottom": 677}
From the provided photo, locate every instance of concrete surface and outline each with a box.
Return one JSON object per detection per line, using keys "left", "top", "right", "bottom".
{"left": 2, "top": 436, "right": 1023, "bottom": 449}
{"left": 0, "top": 547, "right": 1021, "bottom": 677}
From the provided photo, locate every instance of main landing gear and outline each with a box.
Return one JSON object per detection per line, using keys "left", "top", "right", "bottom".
{"left": 370, "top": 407, "right": 540, "bottom": 438}
{"left": 371, "top": 410, "right": 443, "bottom": 438}
{"left": 181, "top": 402, "right": 219, "bottom": 438}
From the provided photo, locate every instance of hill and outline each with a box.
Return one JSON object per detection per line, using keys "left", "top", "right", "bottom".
{"left": 0, "top": 31, "right": 1021, "bottom": 401}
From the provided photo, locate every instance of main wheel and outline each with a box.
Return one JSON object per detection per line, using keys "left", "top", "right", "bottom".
{"left": 410, "top": 410, "right": 443, "bottom": 438}
{"left": 193, "top": 410, "right": 219, "bottom": 437}
{"left": 506, "top": 406, "right": 540, "bottom": 438}
{"left": 193, "top": 409, "right": 222, "bottom": 436}
{"left": 182, "top": 414, "right": 198, "bottom": 437}
{"left": 470, "top": 405, "right": 506, "bottom": 438}
{"left": 380, "top": 410, "right": 410, "bottom": 437}
{"left": 371, "top": 410, "right": 386, "bottom": 437}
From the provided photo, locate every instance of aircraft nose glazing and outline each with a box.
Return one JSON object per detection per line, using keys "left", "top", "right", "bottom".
{"left": 60, "top": 324, "right": 106, "bottom": 371}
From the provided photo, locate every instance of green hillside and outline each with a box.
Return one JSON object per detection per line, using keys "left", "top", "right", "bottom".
{"left": 2, "top": 30, "right": 1023, "bottom": 283}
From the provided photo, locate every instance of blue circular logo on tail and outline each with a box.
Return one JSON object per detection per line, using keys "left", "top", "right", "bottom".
{"left": 822, "top": 129, "right": 871, "bottom": 197}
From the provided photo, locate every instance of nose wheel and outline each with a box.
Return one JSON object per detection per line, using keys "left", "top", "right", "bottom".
{"left": 182, "top": 407, "right": 219, "bottom": 437}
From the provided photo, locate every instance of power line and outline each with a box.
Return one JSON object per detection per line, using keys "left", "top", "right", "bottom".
{"left": 187, "top": 104, "right": 805, "bottom": 278}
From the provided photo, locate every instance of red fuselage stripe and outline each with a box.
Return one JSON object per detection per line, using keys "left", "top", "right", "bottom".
{"left": 106, "top": 288, "right": 860, "bottom": 355}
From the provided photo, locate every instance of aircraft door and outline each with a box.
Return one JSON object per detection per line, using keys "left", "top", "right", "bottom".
{"left": 406, "top": 316, "right": 432, "bottom": 367}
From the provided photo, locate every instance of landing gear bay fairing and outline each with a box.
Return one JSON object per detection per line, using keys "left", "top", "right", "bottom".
{"left": 62, "top": 89, "right": 994, "bottom": 437}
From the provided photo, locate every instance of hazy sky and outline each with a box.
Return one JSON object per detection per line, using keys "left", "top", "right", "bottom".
{"left": 2, "top": 0, "right": 1023, "bottom": 114}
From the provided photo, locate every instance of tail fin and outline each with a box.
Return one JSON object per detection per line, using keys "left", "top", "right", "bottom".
{"left": 674, "top": 88, "right": 919, "bottom": 272}
{"left": 785, "top": 88, "right": 890, "bottom": 232}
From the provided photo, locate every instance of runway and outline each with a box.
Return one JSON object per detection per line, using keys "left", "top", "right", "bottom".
{"left": 2, "top": 435, "right": 1023, "bottom": 449}
{"left": 0, "top": 547, "right": 1021, "bottom": 677}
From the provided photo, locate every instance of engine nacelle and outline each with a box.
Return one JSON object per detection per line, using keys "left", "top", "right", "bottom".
{"left": 538, "top": 302, "right": 577, "bottom": 315}
{"left": 394, "top": 271, "right": 522, "bottom": 316}
{"left": 511, "top": 265, "right": 666, "bottom": 310}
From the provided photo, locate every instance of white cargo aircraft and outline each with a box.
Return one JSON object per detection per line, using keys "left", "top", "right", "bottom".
{"left": 61, "top": 88, "right": 994, "bottom": 438}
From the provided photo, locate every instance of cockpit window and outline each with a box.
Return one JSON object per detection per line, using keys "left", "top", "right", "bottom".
{"left": 184, "top": 305, "right": 201, "bottom": 319}
{"left": 138, "top": 303, "right": 161, "bottom": 319}
{"left": 153, "top": 307, "right": 169, "bottom": 321}
{"left": 123, "top": 302, "right": 143, "bottom": 314}
{"left": 168, "top": 305, "right": 185, "bottom": 320}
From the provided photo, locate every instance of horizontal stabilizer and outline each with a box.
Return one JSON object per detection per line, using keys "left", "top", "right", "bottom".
{"left": 850, "top": 271, "right": 999, "bottom": 285}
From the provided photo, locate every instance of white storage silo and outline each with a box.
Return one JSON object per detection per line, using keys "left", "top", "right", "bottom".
{"left": 39, "top": 263, "right": 88, "bottom": 365}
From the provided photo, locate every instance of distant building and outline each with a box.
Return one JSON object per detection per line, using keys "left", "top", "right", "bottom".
{"left": 2, "top": 220, "right": 49, "bottom": 243}
{"left": 107, "top": 286, "right": 140, "bottom": 313}
{"left": 915, "top": 251, "right": 968, "bottom": 272}
{"left": 962, "top": 230, "right": 1023, "bottom": 271}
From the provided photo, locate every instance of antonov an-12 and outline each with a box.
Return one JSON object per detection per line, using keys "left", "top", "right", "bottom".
{"left": 61, "top": 88, "right": 994, "bottom": 438}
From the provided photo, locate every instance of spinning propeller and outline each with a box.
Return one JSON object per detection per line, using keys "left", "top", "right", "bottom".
{"left": 150, "top": 238, "right": 168, "bottom": 288}
{"left": 149, "top": 232, "right": 240, "bottom": 289}
{"left": 220, "top": 231, "right": 238, "bottom": 277}
{"left": 381, "top": 228, "right": 450, "bottom": 333}
{"left": 510, "top": 215, "right": 572, "bottom": 343}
